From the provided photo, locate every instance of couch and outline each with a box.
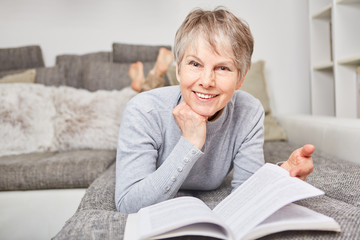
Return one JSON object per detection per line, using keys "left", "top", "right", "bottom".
{"left": 0, "top": 43, "right": 170, "bottom": 239}
{"left": 0, "top": 45, "right": 359, "bottom": 240}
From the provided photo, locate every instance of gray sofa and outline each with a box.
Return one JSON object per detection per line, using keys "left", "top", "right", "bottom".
{"left": 52, "top": 141, "right": 360, "bottom": 240}
{"left": 0, "top": 45, "right": 359, "bottom": 240}
{"left": 0, "top": 44, "right": 171, "bottom": 192}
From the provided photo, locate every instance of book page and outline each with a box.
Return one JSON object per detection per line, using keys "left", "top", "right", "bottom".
{"left": 125, "top": 214, "right": 229, "bottom": 240}
{"left": 131, "top": 196, "right": 232, "bottom": 240}
{"left": 213, "top": 163, "right": 324, "bottom": 240}
{"left": 242, "top": 203, "right": 341, "bottom": 240}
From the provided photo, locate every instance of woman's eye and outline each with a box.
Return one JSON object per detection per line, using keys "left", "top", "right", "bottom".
{"left": 189, "top": 61, "right": 199, "bottom": 67}
{"left": 219, "top": 66, "right": 230, "bottom": 71}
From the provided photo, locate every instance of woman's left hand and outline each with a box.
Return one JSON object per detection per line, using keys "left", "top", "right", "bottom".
{"left": 280, "top": 144, "right": 315, "bottom": 181}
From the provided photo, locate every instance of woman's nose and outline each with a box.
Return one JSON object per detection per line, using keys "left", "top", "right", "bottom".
{"left": 199, "top": 69, "right": 215, "bottom": 88}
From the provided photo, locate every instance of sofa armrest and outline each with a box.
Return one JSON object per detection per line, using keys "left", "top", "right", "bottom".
{"left": 277, "top": 115, "right": 360, "bottom": 165}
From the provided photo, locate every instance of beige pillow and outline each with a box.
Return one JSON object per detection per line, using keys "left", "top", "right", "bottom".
{"left": 241, "top": 60, "right": 287, "bottom": 141}
{"left": 0, "top": 69, "right": 36, "bottom": 84}
{"left": 264, "top": 114, "right": 287, "bottom": 141}
{"left": 166, "top": 65, "right": 179, "bottom": 86}
{"left": 242, "top": 60, "right": 271, "bottom": 114}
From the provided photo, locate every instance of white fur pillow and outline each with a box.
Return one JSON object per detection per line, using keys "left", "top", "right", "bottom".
{"left": 53, "top": 86, "right": 137, "bottom": 151}
{"left": 0, "top": 84, "right": 137, "bottom": 156}
{"left": 0, "top": 84, "right": 57, "bottom": 156}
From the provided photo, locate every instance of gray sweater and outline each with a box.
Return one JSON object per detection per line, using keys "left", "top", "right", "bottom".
{"left": 115, "top": 86, "right": 265, "bottom": 213}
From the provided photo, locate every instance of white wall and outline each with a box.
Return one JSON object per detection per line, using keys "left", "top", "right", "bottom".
{"left": 0, "top": 0, "right": 310, "bottom": 115}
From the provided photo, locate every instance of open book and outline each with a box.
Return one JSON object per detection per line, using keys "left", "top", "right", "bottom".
{"left": 124, "top": 163, "right": 340, "bottom": 240}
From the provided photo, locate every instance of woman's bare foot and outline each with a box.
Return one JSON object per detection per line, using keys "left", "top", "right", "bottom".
{"left": 129, "top": 61, "right": 145, "bottom": 92}
{"left": 152, "top": 48, "right": 174, "bottom": 77}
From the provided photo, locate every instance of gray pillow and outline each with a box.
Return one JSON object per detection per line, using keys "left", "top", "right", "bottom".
{"left": 0, "top": 45, "right": 44, "bottom": 71}
{"left": 112, "top": 43, "right": 171, "bottom": 63}
{"left": 35, "top": 66, "right": 66, "bottom": 86}
{"left": 82, "top": 61, "right": 155, "bottom": 91}
{"left": 56, "top": 52, "right": 111, "bottom": 88}
{"left": 0, "top": 66, "right": 67, "bottom": 86}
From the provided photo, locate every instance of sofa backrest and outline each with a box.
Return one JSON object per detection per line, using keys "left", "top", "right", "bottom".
{"left": 0, "top": 45, "right": 45, "bottom": 72}
{"left": 56, "top": 52, "right": 111, "bottom": 89}
{"left": 112, "top": 43, "right": 171, "bottom": 63}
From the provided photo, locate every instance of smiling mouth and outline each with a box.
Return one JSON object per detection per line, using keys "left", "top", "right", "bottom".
{"left": 194, "top": 91, "right": 219, "bottom": 99}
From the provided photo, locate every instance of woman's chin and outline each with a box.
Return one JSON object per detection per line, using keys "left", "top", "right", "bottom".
{"left": 193, "top": 108, "right": 220, "bottom": 119}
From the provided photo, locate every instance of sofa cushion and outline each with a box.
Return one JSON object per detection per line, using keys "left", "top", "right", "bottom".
{"left": 76, "top": 164, "right": 233, "bottom": 213}
{"left": 264, "top": 141, "right": 360, "bottom": 207}
{"left": 77, "top": 163, "right": 118, "bottom": 212}
{"left": 54, "top": 198, "right": 360, "bottom": 240}
{"left": 112, "top": 43, "right": 171, "bottom": 63}
{"left": 0, "top": 66, "right": 66, "bottom": 86}
{"left": 53, "top": 86, "right": 137, "bottom": 151}
{"left": 53, "top": 210, "right": 128, "bottom": 240}
{"left": 241, "top": 60, "right": 287, "bottom": 141}
{"left": 0, "top": 45, "right": 44, "bottom": 72}
{"left": 0, "top": 69, "right": 36, "bottom": 84}
{"left": 0, "top": 149, "right": 116, "bottom": 190}
{"left": 54, "top": 141, "right": 360, "bottom": 239}
{"left": 82, "top": 61, "right": 155, "bottom": 91}
{"left": 35, "top": 66, "right": 67, "bottom": 86}
{"left": 77, "top": 142, "right": 360, "bottom": 210}
{"left": 242, "top": 60, "right": 271, "bottom": 114}
{"left": 264, "top": 114, "right": 287, "bottom": 141}
{"left": 0, "top": 83, "right": 137, "bottom": 156}
{"left": 0, "top": 69, "right": 27, "bottom": 78}
{"left": 56, "top": 52, "right": 111, "bottom": 88}
{"left": 0, "top": 83, "right": 57, "bottom": 157}
{"left": 261, "top": 196, "right": 359, "bottom": 239}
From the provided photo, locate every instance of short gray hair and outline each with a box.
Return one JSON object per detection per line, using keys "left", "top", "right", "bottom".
{"left": 173, "top": 7, "right": 254, "bottom": 80}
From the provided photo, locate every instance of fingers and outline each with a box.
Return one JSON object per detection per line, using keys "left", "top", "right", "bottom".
{"left": 289, "top": 154, "right": 314, "bottom": 180}
{"left": 290, "top": 164, "right": 314, "bottom": 181}
{"left": 173, "top": 101, "right": 207, "bottom": 122}
{"left": 300, "top": 144, "right": 315, "bottom": 158}
{"left": 286, "top": 144, "right": 315, "bottom": 181}
{"left": 173, "top": 101, "right": 207, "bottom": 149}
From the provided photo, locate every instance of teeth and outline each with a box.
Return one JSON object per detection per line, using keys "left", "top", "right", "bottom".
{"left": 195, "top": 92, "right": 216, "bottom": 99}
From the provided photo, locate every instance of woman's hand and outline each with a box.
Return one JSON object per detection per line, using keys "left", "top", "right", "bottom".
{"left": 173, "top": 101, "right": 207, "bottom": 150}
{"left": 281, "top": 144, "right": 315, "bottom": 181}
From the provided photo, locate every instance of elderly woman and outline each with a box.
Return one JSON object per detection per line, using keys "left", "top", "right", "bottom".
{"left": 115, "top": 7, "right": 314, "bottom": 214}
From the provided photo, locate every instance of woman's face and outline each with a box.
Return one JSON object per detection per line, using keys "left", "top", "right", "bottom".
{"left": 176, "top": 37, "right": 243, "bottom": 118}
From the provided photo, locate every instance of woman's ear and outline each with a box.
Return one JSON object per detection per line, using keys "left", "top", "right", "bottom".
{"left": 236, "top": 69, "right": 249, "bottom": 90}
{"left": 176, "top": 63, "right": 181, "bottom": 83}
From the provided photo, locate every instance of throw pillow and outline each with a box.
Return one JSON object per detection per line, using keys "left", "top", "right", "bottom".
{"left": 35, "top": 66, "right": 67, "bottom": 86}
{"left": 56, "top": 52, "right": 111, "bottom": 88}
{"left": 53, "top": 86, "right": 137, "bottom": 151}
{"left": 0, "top": 69, "right": 36, "bottom": 84}
{"left": 0, "top": 84, "right": 57, "bottom": 157}
{"left": 112, "top": 43, "right": 171, "bottom": 63}
{"left": 0, "top": 45, "right": 45, "bottom": 71}
{"left": 241, "top": 60, "right": 287, "bottom": 141}
{"left": 166, "top": 65, "right": 179, "bottom": 86}
{"left": 242, "top": 60, "right": 271, "bottom": 114}
{"left": 82, "top": 61, "right": 155, "bottom": 91}
{"left": 264, "top": 114, "right": 288, "bottom": 141}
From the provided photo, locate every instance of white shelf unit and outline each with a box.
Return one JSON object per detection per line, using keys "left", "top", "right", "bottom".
{"left": 309, "top": 0, "right": 360, "bottom": 118}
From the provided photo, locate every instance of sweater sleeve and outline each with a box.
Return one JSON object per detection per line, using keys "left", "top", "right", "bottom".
{"left": 115, "top": 98, "right": 203, "bottom": 213}
{"left": 231, "top": 102, "right": 265, "bottom": 190}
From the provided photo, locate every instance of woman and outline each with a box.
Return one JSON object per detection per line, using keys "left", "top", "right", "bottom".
{"left": 115, "top": 7, "right": 314, "bottom": 214}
